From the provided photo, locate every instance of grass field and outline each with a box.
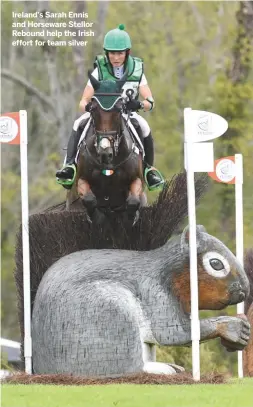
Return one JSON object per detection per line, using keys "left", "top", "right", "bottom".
{"left": 2, "top": 378, "right": 253, "bottom": 407}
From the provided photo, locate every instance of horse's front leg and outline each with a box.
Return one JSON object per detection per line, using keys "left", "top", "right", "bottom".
{"left": 126, "top": 178, "right": 142, "bottom": 221}
{"left": 77, "top": 178, "right": 97, "bottom": 222}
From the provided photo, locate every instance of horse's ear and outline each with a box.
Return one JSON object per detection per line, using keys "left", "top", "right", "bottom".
{"left": 88, "top": 70, "right": 100, "bottom": 91}
{"left": 116, "top": 68, "right": 129, "bottom": 92}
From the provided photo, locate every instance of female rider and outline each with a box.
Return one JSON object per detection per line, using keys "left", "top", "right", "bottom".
{"left": 56, "top": 24, "right": 164, "bottom": 190}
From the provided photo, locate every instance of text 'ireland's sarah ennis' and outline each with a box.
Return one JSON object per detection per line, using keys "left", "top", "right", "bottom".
{"left": 12, "top": 11, "right": 89, "bottom": 19}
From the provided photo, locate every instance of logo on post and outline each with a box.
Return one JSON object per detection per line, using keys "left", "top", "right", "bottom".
{"left": 0, "top": 116, "right": 19, "bottom": 143}
{"left": 208, "top": 156, "right": 236, "bottom": 184}
{"left": 197, "top": 114, "right": 212, "bottom": 135}
{"left": 185, "top": 109, "right": 228, "bottom": 142}
{"left": 216, "top": 159, "right": 235, "bottom": 183}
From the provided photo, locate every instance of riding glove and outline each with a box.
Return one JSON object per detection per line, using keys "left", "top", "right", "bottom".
{"left": 125, "top": 99, "right": 144, "bottom": 112}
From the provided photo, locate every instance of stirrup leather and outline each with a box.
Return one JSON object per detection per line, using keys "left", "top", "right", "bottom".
{"left": 144, "top": 166, "right": 165, "bottom": 191}
{"left": 56, "top": 164, "right": 77, "bottom": 186}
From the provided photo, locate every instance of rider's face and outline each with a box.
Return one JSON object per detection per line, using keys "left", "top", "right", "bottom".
{"left": 108, "top": 51, "right": 127, "bottom": 67}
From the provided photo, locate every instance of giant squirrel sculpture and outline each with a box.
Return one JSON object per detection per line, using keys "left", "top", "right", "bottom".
{"left": 31, "top": 225, "right": 250, "bottom": 376}
{"left": 14, "top": 173, "right": 208, "bottom": 350}
{"left": 14, "top": 174, "right": 251, "bottom": 376}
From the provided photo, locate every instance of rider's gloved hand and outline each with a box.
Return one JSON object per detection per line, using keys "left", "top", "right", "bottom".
{"left": 85, "top": 102, "right": 93, "bottom": 112}
{"left": 125, "top": 99, "right": 144, "bottom": 112}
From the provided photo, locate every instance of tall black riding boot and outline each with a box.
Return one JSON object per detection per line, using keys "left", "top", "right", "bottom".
{"left": 56, "top": 128, "right": 81, "bottom": 181}
{"left": 143, "top": 133, "right": 164, "bottom": 190}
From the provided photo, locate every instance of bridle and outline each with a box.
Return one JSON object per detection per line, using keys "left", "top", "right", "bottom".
{"left": 82, "top": 93, "right": 137, "bottom": 170}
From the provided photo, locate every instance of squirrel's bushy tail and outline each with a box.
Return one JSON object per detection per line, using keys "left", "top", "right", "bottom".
{"left": 244, "top": 249, "right": 253, "bottom": 313}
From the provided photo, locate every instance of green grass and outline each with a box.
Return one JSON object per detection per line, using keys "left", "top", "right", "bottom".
{"left": 2, "top": 378, "right": 253, "bottom": 407}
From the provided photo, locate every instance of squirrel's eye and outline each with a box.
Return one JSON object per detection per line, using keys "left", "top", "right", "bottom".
{"left": 202, "top": 252, "right": 230, "bottom": 278}
{"left": 209, "top": 258, "right": 224, "bottom": 271}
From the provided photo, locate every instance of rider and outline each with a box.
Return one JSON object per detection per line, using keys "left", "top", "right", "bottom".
{"left": 56, "top": 24, "right": 164, "bottom": 190}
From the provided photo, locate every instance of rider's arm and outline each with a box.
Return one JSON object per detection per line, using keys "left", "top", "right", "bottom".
{"left": 139, "top": 75, "right": 155, "bottom": 112}
{"left": 139, "top": 85, "right": 154, "bottom": 112}
{"left": 79, "top": 68, "right": 98, "bottom": 111}
{"left": 79, "top": 85, "right": 94, "bottom": 111}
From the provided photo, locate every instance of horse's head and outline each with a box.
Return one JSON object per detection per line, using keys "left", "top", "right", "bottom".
{"left": 88, "top": 70, "right": 128, "bottom": 168}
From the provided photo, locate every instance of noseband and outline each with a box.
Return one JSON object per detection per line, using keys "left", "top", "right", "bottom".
{"left": 95, "top": 130, "right": 120, "bottom": 157}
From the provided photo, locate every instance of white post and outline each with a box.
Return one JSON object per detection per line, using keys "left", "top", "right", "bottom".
{"left": 184, "top": 108, "right": 200, "bottom": 381}
{"left": 19, "top": 110, "right": 32, "bottom": 374}
{"left": 235, "top": 154, "right": 244, "bottom": 378}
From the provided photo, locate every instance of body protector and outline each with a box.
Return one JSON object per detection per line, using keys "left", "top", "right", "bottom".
{"left": 94, "top": 54, "right": 143, "bottom": 100}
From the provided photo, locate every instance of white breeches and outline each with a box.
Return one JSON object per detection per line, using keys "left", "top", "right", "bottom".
{"left": 130, "top": 112, "right": 150, "bottom": 138}
{"left": 73, "top": 112, "right": 90, "bottom": 131}
{"left": 73, "top": 112, "right": 151, "bottom": 138}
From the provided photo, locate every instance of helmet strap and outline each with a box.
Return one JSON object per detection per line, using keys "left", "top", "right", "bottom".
{"left": 104, "top": 51, "right": 111, "bottom": 67}
{"left": 104, "top": 51, "right": 114, "bottom": 76}
{"left": 123, "top": 49, "right": 130, "bottom": 72}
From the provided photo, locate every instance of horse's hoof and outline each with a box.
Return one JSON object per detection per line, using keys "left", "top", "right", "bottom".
{"left": 126, "top": 196, "right": 140, "bottom": 214}
{"left": 86, "top": 213, "right": 92, "bottom": 224}
{"left": 82, "top": 191, "right": 97, "bottom": 212}
{"left": 93, "top": 209, "right": 106, "bottom": 226}
{"left": 132, "top": 210, "right": 140, "bottom": 226}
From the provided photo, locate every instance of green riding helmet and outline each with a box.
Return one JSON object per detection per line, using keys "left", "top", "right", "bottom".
{"left": 103, "top": 24, "right": 132, "bottom": 51}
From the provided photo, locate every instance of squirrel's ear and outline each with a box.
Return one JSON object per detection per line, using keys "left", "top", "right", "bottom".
{"left": 180, "top": 225, "right": 207, "bottom": 253}
{"left": 196, "top": 225, "right": 207, "bottom": 235}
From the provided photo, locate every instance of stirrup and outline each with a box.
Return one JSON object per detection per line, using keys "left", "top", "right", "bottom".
{"left": 144, "top": 166, "right": 165, "bottom": 192}
{"left": 56, "top": 164, "right": 77, "bottom": 187}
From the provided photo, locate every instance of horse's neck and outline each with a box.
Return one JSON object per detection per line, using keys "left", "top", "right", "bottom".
{"left": 85, "top": 123, "right": 96, "bottom": 145}
{"left": 120, "top": 118, "right": 133, "bottom": 153}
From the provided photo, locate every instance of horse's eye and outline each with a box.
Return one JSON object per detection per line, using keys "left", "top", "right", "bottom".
{"left": 209, "top": 258, "right": 224, "bottom": 271}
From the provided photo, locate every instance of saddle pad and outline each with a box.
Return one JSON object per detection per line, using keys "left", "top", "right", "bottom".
{"left": 75, "top": 117, "right": 92, "bottom": 163}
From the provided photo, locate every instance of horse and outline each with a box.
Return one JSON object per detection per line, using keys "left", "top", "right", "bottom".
{"left": 67, "top": 71, "right": 147, "bottom": 224}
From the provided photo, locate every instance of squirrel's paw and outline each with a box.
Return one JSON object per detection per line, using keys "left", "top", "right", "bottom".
{"left": 143, "top": 362, "right": 184, "bottom": 375}
{"left": 218, "top": 316, "right": 251, "bottom": 352}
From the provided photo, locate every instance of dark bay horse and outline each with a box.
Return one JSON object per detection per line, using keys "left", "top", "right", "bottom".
{"left": 67, "top": 71, "right": 147, "bottom": 224}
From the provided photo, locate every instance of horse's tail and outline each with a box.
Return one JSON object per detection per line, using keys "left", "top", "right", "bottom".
{"left": 244, "top": 249, "right": 253, "bottom": 313}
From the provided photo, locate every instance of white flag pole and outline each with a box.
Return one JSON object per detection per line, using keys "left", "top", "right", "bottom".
{"left": 235, "top": 154, "right": 244, "bottom": 378}
{"left": 184, "top": 107, "right": 201, "bottom": 381}
{"left": 19, "top": 110, "right": 32, "bottom": 374}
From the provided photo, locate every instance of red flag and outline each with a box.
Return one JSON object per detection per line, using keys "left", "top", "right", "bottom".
{"left": 0, "top": 112, "right": 20, "bottom": 144}
{"left": 208, "top": 156, "right": 236, "bottom": 184}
